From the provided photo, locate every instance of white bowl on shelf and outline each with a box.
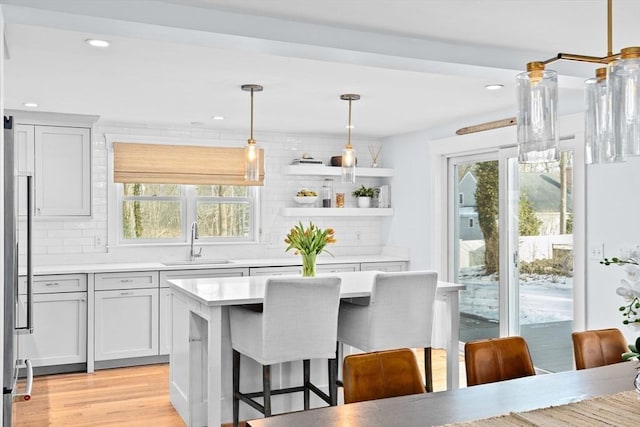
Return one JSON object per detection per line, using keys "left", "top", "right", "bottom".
{"left": 294, "top": 195, "right": 318, "bottom": 205}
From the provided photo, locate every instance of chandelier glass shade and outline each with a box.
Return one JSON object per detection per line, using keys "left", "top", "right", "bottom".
{"left": 516, "top": 63, "right": 559, "bottom": 163}
{"left": 611, "top": 47, "right": 640, "bottom": 158}
{"left": 585, "top": 67, "right": 616, "bottom": 164}
{"left": 516, "top": 0, "right": 640, "bottom": 165}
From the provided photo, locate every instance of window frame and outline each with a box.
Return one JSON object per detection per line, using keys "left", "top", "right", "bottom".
{"left": 116, "top": 183, "right": 259, "bottom": 246}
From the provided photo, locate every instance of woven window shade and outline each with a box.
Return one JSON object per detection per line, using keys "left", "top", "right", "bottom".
{"left": 113, "top": 142, "right": 264, "bottom": 186}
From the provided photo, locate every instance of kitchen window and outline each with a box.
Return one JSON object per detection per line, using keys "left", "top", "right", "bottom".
{"left": 119, "top": 183, "right": 257, "bottom": 244}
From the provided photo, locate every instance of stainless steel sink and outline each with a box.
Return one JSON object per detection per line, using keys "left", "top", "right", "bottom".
{"left": 162, "top": 259, "right": 233, "bottom": 266}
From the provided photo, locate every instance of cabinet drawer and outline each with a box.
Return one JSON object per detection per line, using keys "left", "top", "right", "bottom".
{"left": 19, "top": 274, "right": 87, "bottom": 295}
{"left": 95, "top": 271, "right": 159, "bottom": 291}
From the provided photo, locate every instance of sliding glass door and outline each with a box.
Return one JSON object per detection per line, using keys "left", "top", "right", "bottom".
{"left": 450, "top": 148, "right": 574, "bottom": 372}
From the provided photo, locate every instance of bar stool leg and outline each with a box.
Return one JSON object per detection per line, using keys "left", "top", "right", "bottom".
{"left": 263, "top": 365, "right": 272, "bottom": 417}
{"left": 424, "top": 347, "right": 433, "bottom": 392}
{"left": 303, "top": 359, "right": 311, "bottom": 410}
{"left": 233, "top": 350, "right": 240, "bottom": 427}
{"left": 328, "top": 356, "right": 338, "bottom": 406}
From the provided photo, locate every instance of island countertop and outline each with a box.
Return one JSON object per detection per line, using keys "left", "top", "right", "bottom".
{"left": 168, "top": 270, "right": 464, "bottom": 307}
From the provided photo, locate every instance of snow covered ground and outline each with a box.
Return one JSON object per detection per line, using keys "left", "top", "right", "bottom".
{"left": 459, "top": 267, "right": 573, "bottom": 324}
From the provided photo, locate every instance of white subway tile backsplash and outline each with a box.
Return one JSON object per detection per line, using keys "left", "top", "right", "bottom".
{"left": 32, "top": 121, "right": 392, "bottom": 266}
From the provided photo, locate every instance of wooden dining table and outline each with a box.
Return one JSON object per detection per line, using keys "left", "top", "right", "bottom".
{"left": 246, "top": 361, "right": 639, "bottom": 427}
{"left": 168, "top": 270, "right": 465, "bottom": 427}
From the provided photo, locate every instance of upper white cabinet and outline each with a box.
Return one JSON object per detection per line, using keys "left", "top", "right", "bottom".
{"left": 10, "top": 110, "right": 97, "bottom": 218}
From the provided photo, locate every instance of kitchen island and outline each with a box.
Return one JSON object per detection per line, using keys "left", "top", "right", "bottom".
{"left": 168, "top": 271, "right": 465, "bottom": 426}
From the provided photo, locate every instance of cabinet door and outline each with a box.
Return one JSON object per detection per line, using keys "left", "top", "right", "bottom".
{"left": 17, "top": 292, "right": 87, "bottom": 367}
{"left": 158, "top": 268, "right": 247, "bottom": 355}
{"left": 34, "top": 125, "right": 91, "bottom": 216}
{"left": 95, "top": 288, "right": 158, "bottom": 361}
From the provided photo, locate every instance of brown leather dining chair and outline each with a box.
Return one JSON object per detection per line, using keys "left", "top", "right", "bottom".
{"left": 342, "top": 348, "right": 426, "bottom": 404}
{"left": 571, "top": 328, "right": 629, "bottom": 370}
{"left": 464, "top": 336, "right": 536, "bottom": 387}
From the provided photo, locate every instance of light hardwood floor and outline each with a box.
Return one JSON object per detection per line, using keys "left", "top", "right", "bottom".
{"left": 14, "top": 349, "right": 465, "bottom": 426}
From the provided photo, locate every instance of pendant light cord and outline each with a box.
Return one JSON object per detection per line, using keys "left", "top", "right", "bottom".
{"left": 347, "top": 97, "right": 352, "bottom": 147}
{"left": 250, "top": 88, "right": 254, "bottom": 141}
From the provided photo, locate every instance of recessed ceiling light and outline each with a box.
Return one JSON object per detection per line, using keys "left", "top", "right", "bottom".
{"left": 85, "top": 39, "right": 110, "bottom": 48}
{"left": 23, "top": 102, "right": 38, "bottom": 108}
{"left": 485, "top": 84, "right": 504, "bottom": 91}
{"left": 212, "top": 116, "right": 225, "bottom": 121}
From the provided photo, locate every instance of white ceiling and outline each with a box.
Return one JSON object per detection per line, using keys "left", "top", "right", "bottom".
{"left": 2, "top": 0, "right": 639, "bottom": 138}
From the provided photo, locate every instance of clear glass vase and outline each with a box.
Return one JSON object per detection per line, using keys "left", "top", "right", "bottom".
{"left": 301, "top": 252, "right": 317, "bottom": 277}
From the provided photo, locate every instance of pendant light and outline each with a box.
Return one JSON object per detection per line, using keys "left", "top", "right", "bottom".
{"left": 242, "top": 84, "right": 263, "bottom": 182}
{"left": 341, "top": 94, "right": 360, "bottom": 183}
{"left": 516, "top": 0, "right": 640, "bottom": 164}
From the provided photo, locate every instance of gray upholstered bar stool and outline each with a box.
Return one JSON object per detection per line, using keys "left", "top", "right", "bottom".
{"left": 229, "top": 276, "right": 341, "bottom": 427}
{"left": 337, "top": 271, "right": 438, "bottom": 391}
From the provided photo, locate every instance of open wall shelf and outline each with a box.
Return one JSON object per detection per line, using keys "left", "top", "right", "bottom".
{"left": 280, "top": 207, "right": 393, "bottom": 217}
{"left": 282, "top": 165, "right": 393, "bottom": 178}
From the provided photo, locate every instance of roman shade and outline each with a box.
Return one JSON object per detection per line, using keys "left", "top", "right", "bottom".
{"left": 113, "top": 142, "right": 264, "bottom": 186}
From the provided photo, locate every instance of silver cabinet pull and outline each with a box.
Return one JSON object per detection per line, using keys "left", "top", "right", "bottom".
{"left": 120, "top": 291, "right": 134, "bottom": 296}
{"left": 45, "top": 282, "right": 60, "bottom": 286}
{"left": 120, "top": 279, "right": 133, "bottom": 283}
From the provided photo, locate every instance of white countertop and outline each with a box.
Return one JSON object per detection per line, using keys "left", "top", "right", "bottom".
{"left": 168, "top": 271, "right": 465, "bottom": 307}
{"left": 29, "top": 255, "right": 409, "bottom": 275}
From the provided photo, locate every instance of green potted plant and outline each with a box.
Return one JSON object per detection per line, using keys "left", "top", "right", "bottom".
{"left": 351, "top": 185, "right": 378, "bottom": 208}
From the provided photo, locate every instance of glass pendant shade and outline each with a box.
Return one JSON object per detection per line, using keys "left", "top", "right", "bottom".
{"left": 340, "top": 93, "right": 360, "bottom": 184}
{"left": 585, "top": 68, "right": 616, "bottom": 164}
{"left": 245, "top": 139, "right": 259, "bottom": 181}
{"left": 516, "top": 63, "right": 559, "bottom": 163}
{"left": 241, "top": 84, "right": 263, "bottom": 182}
{"left": 341, "top": 144, "right": 356, "bottom": 183}
{"left": 611, "top": 47, "right": 640, "bottom": 158}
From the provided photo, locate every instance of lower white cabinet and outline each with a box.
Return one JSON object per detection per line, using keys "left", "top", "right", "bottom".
{"left": 18, "top": 291, "right": 87, "bottom": 367}
{"left": 94, "top": 288, "right": 159, "bottom": 361}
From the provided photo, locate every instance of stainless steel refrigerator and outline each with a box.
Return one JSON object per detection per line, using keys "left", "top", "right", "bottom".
{"left": 3, "top": 116, "right": 33, "bottom": 426}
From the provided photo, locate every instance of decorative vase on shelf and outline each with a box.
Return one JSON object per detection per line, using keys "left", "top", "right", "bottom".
{"left": 301, "top": 251, "right": 317, "bottom": 277}
{"left": 357, "top": 196, "right": 371, "bottom": 208}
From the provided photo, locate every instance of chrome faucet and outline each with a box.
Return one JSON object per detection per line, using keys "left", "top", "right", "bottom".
{"left": 189, "top": 221, "right": 202, "bottom": 261}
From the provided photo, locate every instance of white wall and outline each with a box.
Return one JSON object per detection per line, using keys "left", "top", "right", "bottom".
{"left": 383, "top": 130, "right": 434, "bottom": 270}
{"left": 30, "top": 121, "right": 390, "bottom": 266}
{"left": 586, "top": 156, "right": 640, "bottom": 344}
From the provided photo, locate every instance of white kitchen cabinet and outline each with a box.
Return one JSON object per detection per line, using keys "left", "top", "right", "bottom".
{"left": 15, "top": 123, "right": 92, "bottom": 217}
{"left": 94, "top": 288, "right": 159, "bottom": 361}
{"left": 17, "top": 274, "right": 87, "bottom": 368}
{"left": 360, "top": 261, "right": 408, "bottom": 272}
{"left": 159, "top": 268, "right": 249, "bottom": 355}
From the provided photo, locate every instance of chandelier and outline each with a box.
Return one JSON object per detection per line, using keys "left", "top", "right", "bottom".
{"left": 516, "top": 0, "right": 639, "bottom": 164}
